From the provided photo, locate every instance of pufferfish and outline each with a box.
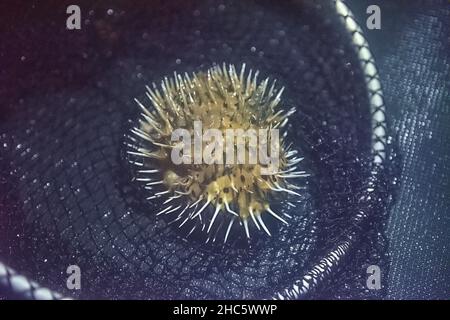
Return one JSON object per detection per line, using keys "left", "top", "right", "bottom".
{"left": 126, "top": 63, "right": 307, "bottom": 243}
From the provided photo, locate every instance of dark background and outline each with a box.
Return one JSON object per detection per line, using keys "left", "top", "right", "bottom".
{"left": 0, "top": 0, "right": 448, "bottom": 299}
{"left": 348, "top": 0, "right": 449, "bottom": 299}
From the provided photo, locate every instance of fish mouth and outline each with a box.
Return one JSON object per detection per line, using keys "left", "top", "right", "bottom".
{"left": 0, "top": 0, "right": 396, "bottom": 299}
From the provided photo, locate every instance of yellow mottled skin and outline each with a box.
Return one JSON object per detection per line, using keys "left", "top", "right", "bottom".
{"left": 130, "top": 63, "right": 303, "bottom": 239}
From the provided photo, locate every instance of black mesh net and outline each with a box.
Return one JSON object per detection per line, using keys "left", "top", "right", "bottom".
{"left": 0, "top": 0, "right": 397, "bottom": 299}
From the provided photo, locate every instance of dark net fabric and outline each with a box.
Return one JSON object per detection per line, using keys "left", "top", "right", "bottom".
{"left": 350, "top": 0, "right": 449, "bottom": 299}
{"left": 0, "top": 0, "right": 397, "bottom": 299}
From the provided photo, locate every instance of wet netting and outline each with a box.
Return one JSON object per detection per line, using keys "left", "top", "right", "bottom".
{"left": 0, "top": 0, "right": 397, "bottom": 299}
